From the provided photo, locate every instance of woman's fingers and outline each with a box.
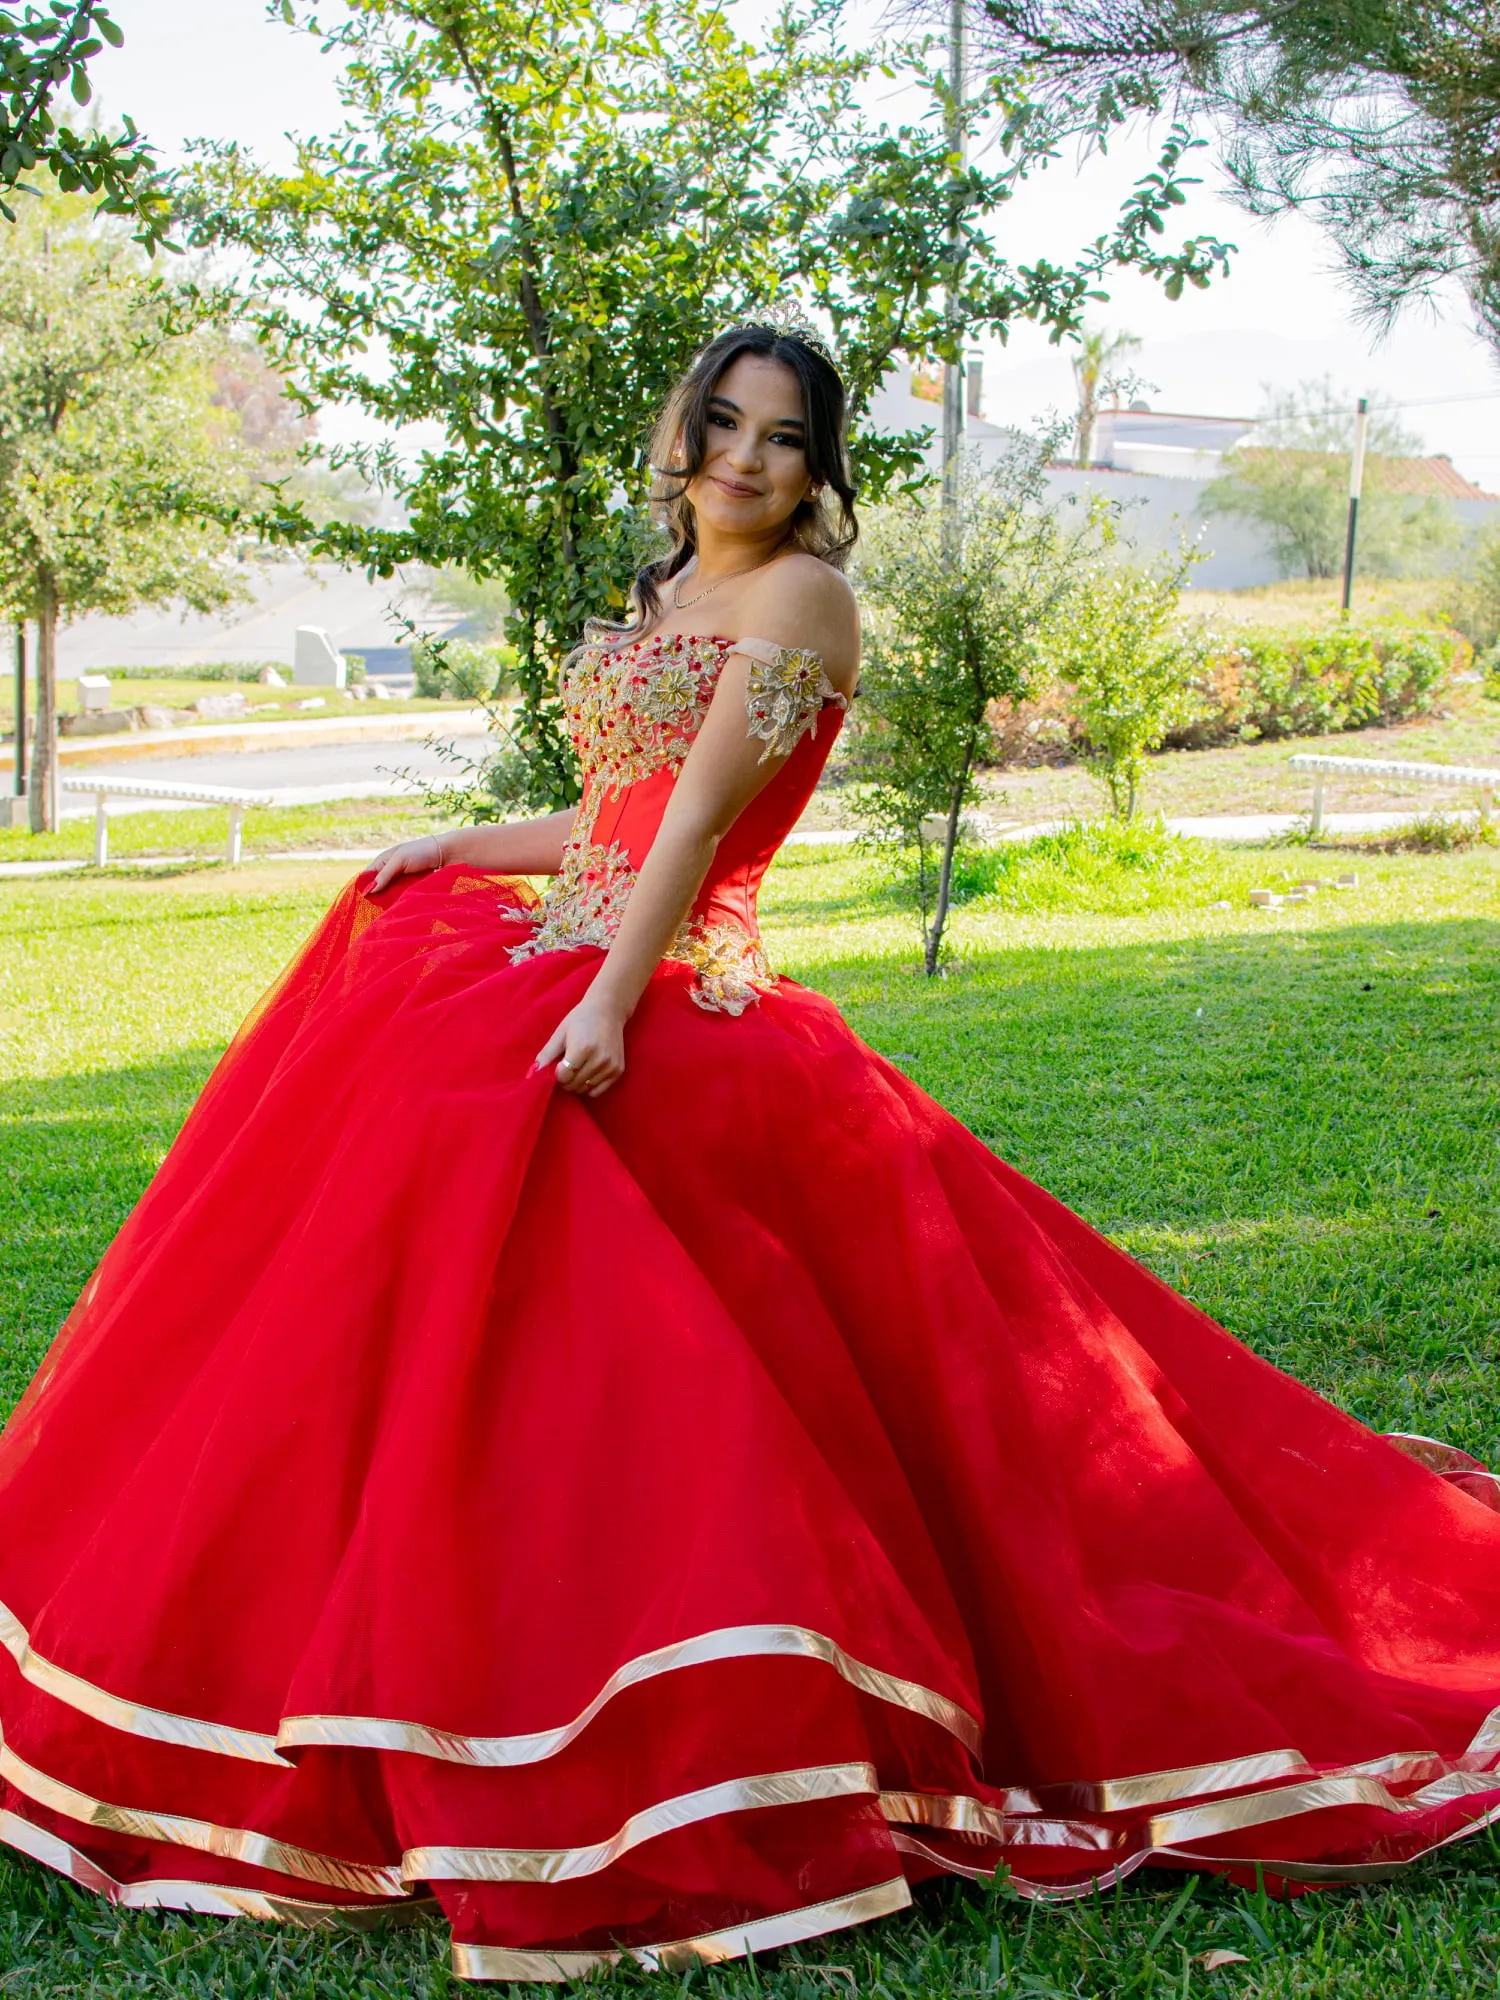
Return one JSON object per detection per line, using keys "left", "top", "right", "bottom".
{"left": 555, "top": 1046, "right": 601, "bottom": 1092}
{"left": 535, "top": 1005, "right": 625, "bottom": 1095}
{"left": 533, "top": 1025, "right": 567, "bottom": 1072}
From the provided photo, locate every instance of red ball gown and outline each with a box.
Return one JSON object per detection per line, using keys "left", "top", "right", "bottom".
{"left": 3, "top": 630, "right": 1500, "bottom": 1981}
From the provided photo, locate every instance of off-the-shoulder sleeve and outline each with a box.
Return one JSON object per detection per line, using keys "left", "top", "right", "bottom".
{"left": 731, "top": 636, "right": 848, "bottom": 763}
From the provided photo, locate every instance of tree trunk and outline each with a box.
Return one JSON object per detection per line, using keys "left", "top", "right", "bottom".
{"left": 924, "top": 766, "right": 969, "bottom": 976}
{"left": 28, "top": 576, "right": 58, "bottom": 834}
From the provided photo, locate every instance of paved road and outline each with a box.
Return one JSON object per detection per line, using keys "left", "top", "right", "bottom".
{"left": 54, "top": 736, "right": 494, "bottom": 817}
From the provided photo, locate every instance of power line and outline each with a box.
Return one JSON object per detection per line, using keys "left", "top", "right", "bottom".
{"left": 1365, "top": 389, "right": 1500, "bottom": 414}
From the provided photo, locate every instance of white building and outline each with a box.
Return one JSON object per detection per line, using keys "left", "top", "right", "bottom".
{"left": 864, "top": 365, "right": 1500, "bottom": 590}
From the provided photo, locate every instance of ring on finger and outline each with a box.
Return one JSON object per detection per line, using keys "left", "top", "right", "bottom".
{"left": 557, "top": 1058, "right": 574, "bottom": 1073}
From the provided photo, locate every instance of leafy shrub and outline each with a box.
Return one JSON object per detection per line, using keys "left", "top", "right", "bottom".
{"left": 1162, "top": 620, "right": 1460, "bottom": 748}
{"left": 109, "top": 662, "right": 279, "bottom": 684}
{"left": 412, "top": 639, "right": 517, "bottom": 700}
{"left": 1365, "top": 815, "right": 1497, "bottom": 854}
{"left": 1060, "top": 542, "right": 1201, "bottom": 816}
{"left": 848, "top": 442, "right": 1097, "bottom": 972}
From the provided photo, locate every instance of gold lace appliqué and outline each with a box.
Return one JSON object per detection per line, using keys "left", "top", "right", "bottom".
{"left": 507, "top": 632, "right": 841, "bottom": 1013}
{"left": 507, "top": 839, "right": 775, "bottom": 1017}
{"left": 735, "top": 636, "right": 843, "bottom": 761}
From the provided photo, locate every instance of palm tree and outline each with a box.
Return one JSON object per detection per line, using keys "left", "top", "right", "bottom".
{"left": 1072, "top": 327, "right": 1143, "bottom": 465}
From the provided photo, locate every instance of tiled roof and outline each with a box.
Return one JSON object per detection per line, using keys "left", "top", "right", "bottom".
{"left": 1233, "top": 447, "right": 1498, "bottom": 501}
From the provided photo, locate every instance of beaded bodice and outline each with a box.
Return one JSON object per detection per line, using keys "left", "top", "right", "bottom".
{"left": 507, "top": 632, "right": 847, "bottom": 1013}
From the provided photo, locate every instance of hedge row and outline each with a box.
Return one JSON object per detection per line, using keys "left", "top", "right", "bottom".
{"left": 1163, "top": 619, "right": 1463, "bottom": 750}
{"left": 988, "top": 619, "right": 1464, "bottom": 767}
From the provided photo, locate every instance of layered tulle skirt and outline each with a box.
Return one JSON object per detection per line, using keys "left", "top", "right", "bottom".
{"left": 2, "top": 865, "right": 1499, "bottom": 1977}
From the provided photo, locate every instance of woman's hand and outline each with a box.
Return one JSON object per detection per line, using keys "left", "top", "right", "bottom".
{"left": 370, "top": 833, "right": 445, "bottom": 894}
{"left": 534, "top": 992, "right": 628, "bottom": 1097}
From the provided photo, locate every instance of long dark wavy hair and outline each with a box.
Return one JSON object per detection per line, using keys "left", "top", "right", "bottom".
{"left": 588, "top": 324, "right": 859, "bottom": 645}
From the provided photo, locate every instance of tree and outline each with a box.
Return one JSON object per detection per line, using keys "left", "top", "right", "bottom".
{"left": 1070, "top": 323, "right": 1143, "bottom": 463}
{"left": 849, "top": 437, "right": 1097, "bottom": 971}
{"left": 1059, "top": 529, "right": 1198, "bottom": 817}
{"left": 0, "top": 187, "right": 248, "bottom": 830}
{"left": 179, "top": 0, "right": 1231, "bottom": 814}
{"left": 180, "top": 0, "right": 847, "bottom": 811}
{"left": 0, "top": 4, "right": 162, "bottom": 238}
{"left": 1200, "top": 377, "right": 1456, "bottom": 580}
{"left": 1445, "top": 521, "right": 1500, "bottom": 666}
{"left": 961, "top": 0, "right": 1500, "bottom": 348}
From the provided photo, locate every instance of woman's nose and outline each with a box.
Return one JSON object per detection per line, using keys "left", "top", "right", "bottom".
{"left": 725, "top": 431, "right": 762, "bottom": 471}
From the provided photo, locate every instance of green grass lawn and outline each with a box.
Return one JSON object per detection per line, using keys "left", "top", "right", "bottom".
{"left": 1, "top": 838, "right": 1498, "bottom": 1995}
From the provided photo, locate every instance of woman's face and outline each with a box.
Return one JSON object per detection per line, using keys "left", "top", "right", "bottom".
{"left": 684, "top": 353, "right": 816, "bottom": 544}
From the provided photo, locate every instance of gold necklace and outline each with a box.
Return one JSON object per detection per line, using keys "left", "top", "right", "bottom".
{"left": 671, "top": 559, "right": 770, "bottom": 612}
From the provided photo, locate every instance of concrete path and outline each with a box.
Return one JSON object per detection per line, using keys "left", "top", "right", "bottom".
{"left": 1, "top": 806, "right": 1484, "bottom": 883}
{"left": 1, "top": 707, "right": 489, "bottom": 776}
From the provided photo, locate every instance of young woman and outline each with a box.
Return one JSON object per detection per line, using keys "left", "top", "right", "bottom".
{"left": 1, "top": 323, "right": 1498, "bottom": 1982}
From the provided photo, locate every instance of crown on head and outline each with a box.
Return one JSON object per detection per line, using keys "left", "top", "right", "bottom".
{"left": 746, "top": 296, "right": 837, "bottom": 365}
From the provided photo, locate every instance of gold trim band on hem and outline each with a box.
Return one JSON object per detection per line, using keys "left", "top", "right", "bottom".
{"left": 449, "top": 1877, "right": 913, "bottom": 1982}
{"left": 0, "top": 1599, "right": 979, "bottom": 1766}
{"left": 9, "top": 1762, "right": 1500, "bottom": 1970}
{"left": 279, "top": 1624, "right": 980, "bottom": 1763}
{"left": 0, "top": 1808, "right": 427, "bottom": 1927}
{"left": 0, "top": 1737, "right": 891, "bottom": 1899}
{"left": 405, "top": 1762, "right": 876, "bottom": 1885}
{"left": 0, "top": 1738, "right": 404, "bottom": 1898}
{"left": 0, "top": 1601, "right": 289, "bottom": 1767}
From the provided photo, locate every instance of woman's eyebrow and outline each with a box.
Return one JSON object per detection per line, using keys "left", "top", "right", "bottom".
{"left": 708, "top": 394, "right": 805, "bottom": 428}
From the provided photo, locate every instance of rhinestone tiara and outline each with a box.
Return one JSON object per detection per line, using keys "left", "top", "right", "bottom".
{"left": 741, "top": 296, "right": 837, "bottom": 365}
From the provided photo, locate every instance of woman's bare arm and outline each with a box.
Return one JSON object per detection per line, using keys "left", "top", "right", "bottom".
{"left": 370, "top": 808, "right": 576, "bottom": 893}
{"left": 535, "top": 559, "right": 859, "bottom": 1094}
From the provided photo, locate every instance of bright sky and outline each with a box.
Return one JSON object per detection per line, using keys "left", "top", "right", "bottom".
{"left": 103, "top": 0, "right": 1500, "bottom": 488}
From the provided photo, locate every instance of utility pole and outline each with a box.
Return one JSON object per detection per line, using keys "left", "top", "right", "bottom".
{"left": 1340, "top": 396, "right": 1368, "bottom": 614}
{"left": 12, "top": 625, "right": 24, "bottom": 796}
{"left": 940, "top": 0, "right": 966, "bottom": 548}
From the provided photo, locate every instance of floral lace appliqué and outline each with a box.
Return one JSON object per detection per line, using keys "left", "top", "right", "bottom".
{"left": 735, "top": 636, "right": 844, "bottom": 761}
{"left": 508, "top": 631, "right": 843, "bottom": 1013}
{"left": 506, "top": 837, "right": 775, "bottom": 1017}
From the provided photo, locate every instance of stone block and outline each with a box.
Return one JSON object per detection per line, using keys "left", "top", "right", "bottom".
{"left": 77, "top": 672, "right": 111, "bottom": 713}
{"left": 190, "top": 692, "right": 250, "bottom": 720}
{"left": 294, "top": 627, "right": 347, "bottom": 688}
{"left": 59, "top": 709, "right": 134, "bottom": 736}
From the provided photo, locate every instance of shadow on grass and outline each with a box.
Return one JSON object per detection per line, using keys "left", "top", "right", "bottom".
{"left": 0, "top": 1047, "right": 222, "bottom": 1410}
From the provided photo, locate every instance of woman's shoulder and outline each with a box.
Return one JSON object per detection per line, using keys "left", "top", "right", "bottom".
{"left": 734, "top": 553, "right": 860, "bottom": 683}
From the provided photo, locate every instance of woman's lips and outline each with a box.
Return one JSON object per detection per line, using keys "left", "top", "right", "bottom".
{"left": 711, "top": 476, "right": 761, "bottom": 498}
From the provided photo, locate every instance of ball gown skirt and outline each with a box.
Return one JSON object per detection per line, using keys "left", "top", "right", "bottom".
{"left": 2, "top": 632, "right": 1500, "bottom": 1980}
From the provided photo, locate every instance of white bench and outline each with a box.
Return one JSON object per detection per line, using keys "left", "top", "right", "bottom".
{"left": 1287, "top": 754, "right": 1500, "bottom": 834}
{"left": 60, "top": 776, "right": 277, "bottom": 866}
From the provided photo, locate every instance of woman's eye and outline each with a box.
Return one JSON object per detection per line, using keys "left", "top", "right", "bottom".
{"left": 770, "top": 432, "right": 804, "bottom": 450}
{"left": 708, "top": 412, "right": 735, "bottom": 430}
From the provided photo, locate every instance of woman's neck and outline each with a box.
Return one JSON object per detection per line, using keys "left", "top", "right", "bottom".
{"left": 689, "top": 523, "right": 789, "bottom": 578}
